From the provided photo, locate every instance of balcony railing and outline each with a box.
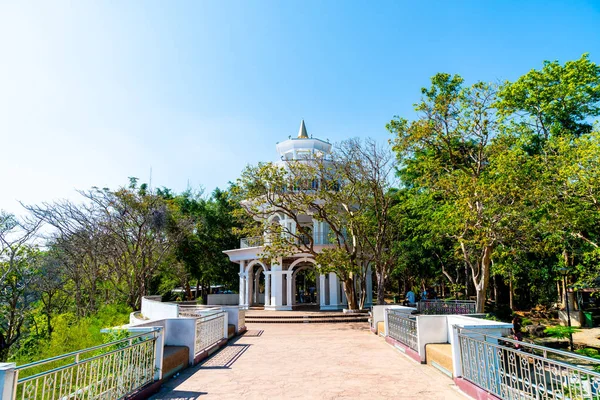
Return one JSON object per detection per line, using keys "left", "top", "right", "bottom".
{"left": 239, "top": 232, "right": 341, "bottom": 248}
{"left": 240, "top": 236, "right": 264, "bottom": 248}
{"left": 417, "top": 300, "right": 476, "bottom": 315}
{"left": 455, "top": 326, "right": 600, "bottom": 400}
{"left": 386, "top": 310, "right": 418, "bottom": 351}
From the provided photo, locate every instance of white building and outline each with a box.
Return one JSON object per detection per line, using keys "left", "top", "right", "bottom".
{"left": 224, "top": 121, "right": 373, "bottom": 311}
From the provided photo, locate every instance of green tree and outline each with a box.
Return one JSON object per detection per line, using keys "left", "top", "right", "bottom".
{"left": 388, "top": 74, "right": 528, "bottom": 312}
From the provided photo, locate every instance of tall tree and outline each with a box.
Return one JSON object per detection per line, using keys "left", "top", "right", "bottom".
{"left": 388, "top": 74, "right": 527, "bottom": 312}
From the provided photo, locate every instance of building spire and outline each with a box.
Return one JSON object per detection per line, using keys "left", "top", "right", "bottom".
{"left": 297, "top": 119, "right": 309, "bottom": 139}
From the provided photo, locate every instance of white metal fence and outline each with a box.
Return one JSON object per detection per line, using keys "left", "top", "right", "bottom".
{"left": 386, "top": 310, "right": 418, "bottom": 351}
{"left": 195, "top": 312, "right": 226, "bottom": 355}
{"left": 456, "top": 326, "right": 600, "bottom": 399}
{"left": 418, "top": 300, "right": 476, "bottom": 315}
{"left": 13, "top": 330, "right": 157, "bottom": 400}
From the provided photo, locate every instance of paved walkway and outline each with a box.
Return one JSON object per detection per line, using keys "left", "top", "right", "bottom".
{"left": 151, "top": 323, "right": 465, "bottom": 400}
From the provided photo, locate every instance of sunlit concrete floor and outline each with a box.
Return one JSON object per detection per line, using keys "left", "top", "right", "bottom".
{"left": 150, "top": 323, "right": 465, "bottom": 400}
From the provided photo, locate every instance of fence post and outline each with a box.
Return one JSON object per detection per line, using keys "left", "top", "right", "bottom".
{"left": 223, "top": 312, "right": 229, "bottom": 340}
{"left": 153, "top": 327, "right": 165, "bottom": 382}
{"left": 0, "top": 363, "right": 16, "bottom": 400}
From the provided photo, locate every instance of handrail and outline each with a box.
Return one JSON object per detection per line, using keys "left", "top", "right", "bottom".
{"left": 455, "top": 325, "right": 600, "bottom": 399}
{"left": 456, "top": 325, "right": 600, "bottom": 366}
{"left": 15, "top": 329, "right": 158, "bottom": 371}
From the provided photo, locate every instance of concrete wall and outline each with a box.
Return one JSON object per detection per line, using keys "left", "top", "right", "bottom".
{"left": 221, "top": 306, "right": 242, "bottom": 332}
{"left": 207, "top": 294, "right": 239, "bottom": 306}
{"left": 416, "top": 315, "right": 448, "bottom": 362}
{"left": 372, "top": 305, "right": 416, "bottom": 333}
{"left": 128, "top": 318, "right": 197, "bottom": 366}
{"left": 141, "top": 297, "right": 178, "bottom": 320}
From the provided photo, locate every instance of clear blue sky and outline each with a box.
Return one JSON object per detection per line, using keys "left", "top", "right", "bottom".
{"left": 1, "top": 0, "right": 599, "bottom": 213}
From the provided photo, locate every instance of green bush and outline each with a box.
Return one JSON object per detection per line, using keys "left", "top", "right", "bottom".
{"left": 521, "top": 317, "right": 533, "bottom": 326}
{"left": 544, "top": 325, "right": 580, "bottom": 339}
{"left": 10, "top": 303, "right": 132, "bottom": 365}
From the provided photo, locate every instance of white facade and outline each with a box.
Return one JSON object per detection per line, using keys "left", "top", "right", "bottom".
{"left": 224, "top": 121, "right": 373, "bottom": 311}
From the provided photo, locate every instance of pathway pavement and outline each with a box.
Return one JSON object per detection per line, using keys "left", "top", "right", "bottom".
{"left": 151, "top": 323, "right": 465, "bottom": 400}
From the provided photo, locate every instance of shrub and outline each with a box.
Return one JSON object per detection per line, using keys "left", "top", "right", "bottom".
{"left": 544, "top": 325, "right": 580, "bottom": 339}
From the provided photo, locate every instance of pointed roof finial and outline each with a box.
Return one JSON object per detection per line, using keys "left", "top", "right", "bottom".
{"left": 297, "top": 119, "right": 309, "bottom": 139}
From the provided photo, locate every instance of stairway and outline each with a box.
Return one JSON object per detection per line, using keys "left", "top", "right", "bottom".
{"left": 245, "top": 311, "right": 369, "bottom": 324}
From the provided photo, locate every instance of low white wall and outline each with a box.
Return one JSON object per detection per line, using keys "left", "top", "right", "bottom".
{"left": 141, "top": 297, "right": 178, "bottom": 320}
{"left": 373, "top": 305, "right": 416, "bottom": 333}
{"left": 416, "top": 315, "right": 448, "bottom": 361}
{"left": 221, "top": 306, "right": 242, "bottom": 332}
{"left": 128, "top": 318, "right": 197, "bottom": 365}
{"left": 165, "top": 319, "right": 197, "bottom": 365}
{"left": 207, "top": 294, "right": 239, "bottom": 306}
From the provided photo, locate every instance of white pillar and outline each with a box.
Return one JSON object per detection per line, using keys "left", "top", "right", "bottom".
{"left": 287, "top": 272, "right": 293, "bottom": 307}
{"left": 329, "top": 272, "right": 340, "bottom": 308}
{"left": 270, "top": 259, "right": 283, "bottom": 307}
{"left": 319, "top": 274, "right": 326, "bottom": 307}
{"left": 244, "top": 274, "right": 250, "bottom": 307}
{"left": 239, "top": 261, "right": 246, "bottom": 306}
{"left": 292, "top": 274, "right": 297, "bottom": 305}
{"left": 0, "top": 363, "right": 16, "bottom": 400}
{"left": 264, "top": 272, "right": 271, "bottom": 307}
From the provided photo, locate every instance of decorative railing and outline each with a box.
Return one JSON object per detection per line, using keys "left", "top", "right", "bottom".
{"left": 177, "top": 304, "right": 222, "bottom": 318}
{"left": 387, "top": 310, "right": 418, "bottom": 351}
{"left": 240, "top": 233, "right": 341, "bottom": 249}
{"left": 240, "top": 236, "right": 264, "bottom": 248}
{"left": 14, "top": 330, "right": 157, "bottom": 400}
{"left": 418, "top": 300, "right": 476, "bottom": 315}
{"left": 456, "top": 326, "right": 600, "bottom": 400}
{"left": 195, "top": 312, "right": 225, "bottom": 355}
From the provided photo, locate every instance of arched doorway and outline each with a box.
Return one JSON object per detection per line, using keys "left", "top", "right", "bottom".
{"left": 289, "top": 259, "right": 321, "bottom": 310}
{"left": 245, "top": 260, "right": 268, "bottom": 308}
{"left": 294, "top": 265, "right": 317, "bottom": 305}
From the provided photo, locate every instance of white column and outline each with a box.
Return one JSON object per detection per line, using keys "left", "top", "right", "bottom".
{"left": 292, "top": 274, "right": 297, "bottom": 305}
{"left": 244, "top": 274, "right": 250, "bottom": 307}
{"left": 319, "top": 274, "right": 326, "bottom": 307}
{"left": 329, "top": 272, "right": 340, "bottom": 307}
{"left": 264, "top": 272, "right": 271, "bottom": 307}
{"left": 286, "top": 272, "right": 293, "bottom": 307}
{"left": 239, "top": 261, "right": 246, "bottom": 306}
{"left": 270, "top": 259, "right": 283, "bottom": 307}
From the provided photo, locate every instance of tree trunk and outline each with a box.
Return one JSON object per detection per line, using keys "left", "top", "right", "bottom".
{"left": 343, "top": 278, "right": 358, "bottom": 310}
{"left": 376, "top": 271, "right": 385, "bottom": 305}
{"left": 509, "top": 276, "right": 514, "bottom": 310}
{"left": 474, "top": 245, "right": 493, "bottom": 313}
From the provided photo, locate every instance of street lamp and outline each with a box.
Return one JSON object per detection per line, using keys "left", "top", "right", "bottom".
{"left": 558, "top": 267, "right": 574, "bottom": 352}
